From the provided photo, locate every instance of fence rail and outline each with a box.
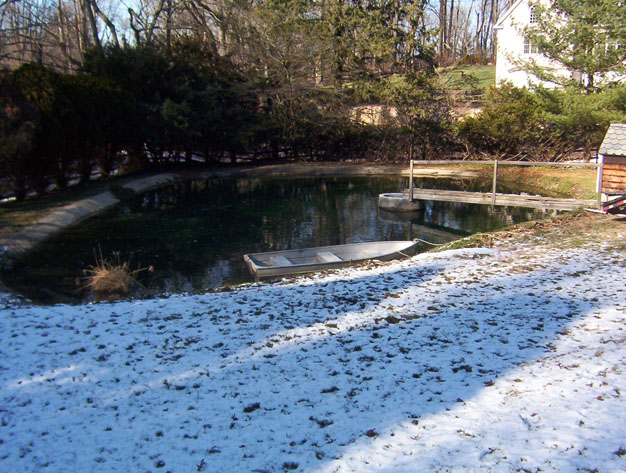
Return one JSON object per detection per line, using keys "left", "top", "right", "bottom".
{"left": 409, "top": 160, "right": 599, "bottom": 169}
{"left": 407, "top": 159, "right": 600, "bottom": 208}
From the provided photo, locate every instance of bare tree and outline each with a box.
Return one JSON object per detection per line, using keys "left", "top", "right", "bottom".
{"left": 84, "top": 0, "right": 119, "bottom": 48}
{"left": 126, "top": 0, "right": 233, "bottom": 55}
{"left": 431, "top": 0, "right": 502, "bottom": 64}
{"left": 0, "top": 0, "right": 120, "bottom": 70}
{"left": 438, "top": 0, "right": 448, "bottom": 62}
{"left": 474, "top": 0, "right": 499, "bottom": 62}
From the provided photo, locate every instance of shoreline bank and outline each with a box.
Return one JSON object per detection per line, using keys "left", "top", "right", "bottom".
{"left": 0, "top": 163, "right": 414, "bottom": 268}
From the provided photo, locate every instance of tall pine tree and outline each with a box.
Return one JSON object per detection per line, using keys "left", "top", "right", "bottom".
{"left": 524, "top": 0, "right": 626, "bottom": 91}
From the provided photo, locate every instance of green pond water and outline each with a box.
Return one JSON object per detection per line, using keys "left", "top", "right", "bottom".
{"left": 6, "top": 176, "right": 554, "bottom": 303}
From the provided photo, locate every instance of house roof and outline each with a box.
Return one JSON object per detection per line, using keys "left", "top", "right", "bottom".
{"left": 599, "top": 123, "right": 626, "bottom": 156}
{"left": 494, "top": 0, "right": 526, "bottom": 29}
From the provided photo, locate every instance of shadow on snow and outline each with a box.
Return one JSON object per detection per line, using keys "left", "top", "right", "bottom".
{"left": 0, "top": 249, "right": 611, "bottom": 472}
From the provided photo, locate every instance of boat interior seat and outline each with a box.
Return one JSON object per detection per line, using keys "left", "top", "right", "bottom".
{"left": 270, "top": 255, "right": 293, "bottom": 266}
{"left": 316, "top": 251, "right": 342, "bottom": 263}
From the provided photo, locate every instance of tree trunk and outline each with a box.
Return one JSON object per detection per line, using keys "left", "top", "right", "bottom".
{"left": 57, "top": 0, "right": 72, "bottom": 71}
{"left": 82, "top": 0, "right": 102, "bottom": 51}
{"left": 439, "top": 0, "right": 447, "bottom": 62}
{"left": 448, "top": 0, "right": 455, "bottom": 59}
{"left": 89, "top": 0, "right": 120, "bottom": 47}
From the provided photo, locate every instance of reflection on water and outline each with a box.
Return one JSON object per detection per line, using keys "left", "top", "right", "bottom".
{"left": 7, "top": 177, "right": 555, "bottom": 303}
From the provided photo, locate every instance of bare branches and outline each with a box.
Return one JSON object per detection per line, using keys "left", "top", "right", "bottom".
{"left": 87, "top": 0, "right": 119, "bottom": 47}
{"left": 0, "top": 0, "right": 503, "bottom": 71}
{"left": 0, "top": 0, "right": 120, "bottom": 70}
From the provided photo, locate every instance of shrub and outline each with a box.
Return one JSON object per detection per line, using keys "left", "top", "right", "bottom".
{"left": 456, "top": 82, "right": 626, "bottom": 160}
{"left": 0, "top": 72, "right": 39, "bottom": 200}
{"left": 535, "top": 85, "right": 626, "bottom": 160}
{"left": 457, "top": 83, "right": 543, "bottom": 157}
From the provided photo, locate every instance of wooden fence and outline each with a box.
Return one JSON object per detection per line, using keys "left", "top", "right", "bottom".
{"left": 407, "top": 159, "right": 600, "bottom": 210}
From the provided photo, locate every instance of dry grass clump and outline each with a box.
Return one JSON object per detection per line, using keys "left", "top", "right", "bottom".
{"left": 79, "top": 248, "right": 150, "bottom": 300}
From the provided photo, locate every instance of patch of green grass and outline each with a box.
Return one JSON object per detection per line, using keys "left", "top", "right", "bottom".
{"left": 501, "top": 167, "right": 597, "bottom": 200}
{"left": 439, "top": 65, "right": 496, "bottom": 91}
{"left": 535, "top": 171, "right": 598, "bottom": 199}
{"left": 465, "top": 165, "right": 597, "bottom": 200}
{"left": 435, "top": 233, "right": 490, "bottom": 251}
{"left": 410, "top": 163, "right": 598, "bottom": 200}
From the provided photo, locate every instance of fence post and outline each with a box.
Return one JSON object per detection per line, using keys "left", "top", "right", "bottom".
{"left": 597, "top": 154, "right": 603, "bottom": 208}
{"left": 492, "top": 158, "right": 498, "bottom": 207}
{"left": 409, "top": 159, "right": 414, "bottom": 201}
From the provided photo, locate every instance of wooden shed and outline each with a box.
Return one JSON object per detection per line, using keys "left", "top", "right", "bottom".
{"left": 597, "top": 123, "right": 626, "bottom": 200}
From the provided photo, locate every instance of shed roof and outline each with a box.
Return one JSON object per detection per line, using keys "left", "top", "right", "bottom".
{"left": 599, "top": 123, "right": 626, "bottom": 156}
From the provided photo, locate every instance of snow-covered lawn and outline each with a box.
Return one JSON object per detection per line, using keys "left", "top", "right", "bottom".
{"left": 1, "top": 227, "right": 625, "bottom": 472}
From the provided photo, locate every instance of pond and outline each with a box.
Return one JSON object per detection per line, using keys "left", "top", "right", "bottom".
{"left": 6, "top": 176, "right": 554, "bottom": 303}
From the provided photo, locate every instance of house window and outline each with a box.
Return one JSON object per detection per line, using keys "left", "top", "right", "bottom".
{"left": 524, "top": 40, "right": 539, "bottom": 54}
{"left": 529, "top": 6, "right": 538, "bottom": 23}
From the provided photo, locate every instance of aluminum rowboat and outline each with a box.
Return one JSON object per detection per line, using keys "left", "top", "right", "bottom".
{"left": 243, "top": 240, "right": 419, "bottom": 279}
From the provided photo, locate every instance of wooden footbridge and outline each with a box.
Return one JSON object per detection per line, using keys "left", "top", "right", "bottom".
{"left": 403, "top": 188, "right": 598, "bottom": 211}
{"left": 405, "top": 160, "right": 600, "bottom": 211}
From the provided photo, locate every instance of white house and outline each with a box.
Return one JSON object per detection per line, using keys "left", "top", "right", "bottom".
{"left": 494, "top": 0, "right": 571, "bottom": 88}
{"left": 495, "top": 0, "right": 625, "bottom": 88}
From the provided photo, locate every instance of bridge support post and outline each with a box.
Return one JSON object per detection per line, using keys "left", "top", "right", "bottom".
{"left": 492, "top": 159, "right": 499, "bottom": 207}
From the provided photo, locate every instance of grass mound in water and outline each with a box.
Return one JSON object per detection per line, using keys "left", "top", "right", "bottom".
{"left": 80, "top": 248, "right": 150, "bottom": 299}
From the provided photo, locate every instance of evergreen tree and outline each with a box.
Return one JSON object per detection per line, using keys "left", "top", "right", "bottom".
{"left": 524, "top": 0, "right": 626, "bottom": 91}
{"left": 0, "top": 72, "right": 39, "bottom": 200}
